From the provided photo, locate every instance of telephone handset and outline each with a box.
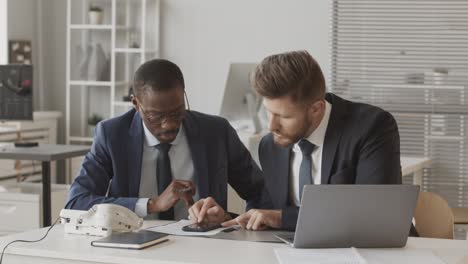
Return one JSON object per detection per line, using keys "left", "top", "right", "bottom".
{"left": 60, "top": 204, "right": 143, "bottom": 237}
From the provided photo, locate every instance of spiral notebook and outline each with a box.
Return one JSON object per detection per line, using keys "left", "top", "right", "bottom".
{"left": 91, "top": 230, "right": 169, "bottom": 250}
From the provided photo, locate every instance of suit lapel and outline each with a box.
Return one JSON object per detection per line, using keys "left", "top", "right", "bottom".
{"left": 128, "top": 111, "right": 144, "bottom": 196}
{"left": 321, "top": 94, "right": 346, "bottom": 184}
{"left": 183, "top": 112, "right": 209, "bottom": 198}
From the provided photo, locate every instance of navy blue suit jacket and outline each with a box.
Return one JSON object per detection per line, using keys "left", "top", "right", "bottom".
{"left": 65, "top": 109, "right": 263, "bottom": 213}
{"left": 257, "top": 93, "right": 402, "bottom": 230}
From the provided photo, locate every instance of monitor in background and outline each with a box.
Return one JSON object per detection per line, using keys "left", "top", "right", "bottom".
{"left": 0, "top": 64, "right": 33, "bottom": 121}
{"left": 0, "top": 65, "right": 37, "bottom": 147}
{"left": 220, "top": 63, "right": 266, "bottom": 134}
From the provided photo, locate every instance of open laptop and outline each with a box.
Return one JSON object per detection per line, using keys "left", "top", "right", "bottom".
{"left": 275, "top": 185, "right": 419, "bottom": 248}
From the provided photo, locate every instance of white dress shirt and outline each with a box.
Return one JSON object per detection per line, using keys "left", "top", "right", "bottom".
{"left": 290, "top": 101, "right": 332, "bottom": 206}
{"left": 135, "top": 122, "right": 196, "bottom": 220}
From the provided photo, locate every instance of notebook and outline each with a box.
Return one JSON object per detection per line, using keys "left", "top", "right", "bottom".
{"left": 91, "top": 230, "right": 169, "bottom": 250}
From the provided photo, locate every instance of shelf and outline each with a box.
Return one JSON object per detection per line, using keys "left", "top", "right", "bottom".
{"left": 66, "top": 0, "right": 160, "bottom": 146}
{"left": 113, "top": 101, "right": 133, "bottom": 107}
{"left": 114, "top": 48, "right": 158, "bottom": 53}
{"left": 69, "top": 81, "right": 112, "bottom": 86}
{"left": 69, "top": 136, "right": 94, "bottom": 143}
{"left": 69, "top": 24, "right": 131, "bottom": 30}
{"left": 116, "top": 26, "right": 133, "bottom": 30}
{"left": 115, "top": 81, "right": 130, "bottom": 86}
{"left": 70, "top": 81, "right": 128, "bottom": 87}
{"left": 70, "top": 24, "right": 113, "bottom": 30}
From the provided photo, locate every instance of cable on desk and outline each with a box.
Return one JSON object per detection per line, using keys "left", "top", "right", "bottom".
{"left": 0, "top": 216, "right": 60, "bottom": 264}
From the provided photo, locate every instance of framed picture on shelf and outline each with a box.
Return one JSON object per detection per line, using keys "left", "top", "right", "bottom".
{"left": 9, "top": 40, "right": 32, "bottom": 64}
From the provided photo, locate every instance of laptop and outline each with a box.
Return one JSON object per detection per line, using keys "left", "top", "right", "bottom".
{"left": 275, "top": 184, "right": 419, "bottom": 248}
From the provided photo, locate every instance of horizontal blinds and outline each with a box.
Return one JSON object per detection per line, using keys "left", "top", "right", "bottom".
{"left": 330, "top": 0, "right": 468, "bottom": 210}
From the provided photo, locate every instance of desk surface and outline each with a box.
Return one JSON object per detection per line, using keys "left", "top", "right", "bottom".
{"left": 0, "top": 143, "right": 89, "bottom": 161}
{"left": 453, "top": 207, "right": 468, "bottom": 224}
{"left": 0, "top": 221, "right": 467, "bottom": 264}
{"left": 401, "top": 156, "right": 431, "bottom": 176}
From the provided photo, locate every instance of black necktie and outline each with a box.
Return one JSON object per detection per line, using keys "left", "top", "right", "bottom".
{"left": 155, "top": 143, "right": 174, "bottom": 220}
{"left": 298, "top": 139, "right": 315, "bottom": 202}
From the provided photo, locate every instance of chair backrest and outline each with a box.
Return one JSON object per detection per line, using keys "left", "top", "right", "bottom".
{"left": 414, "top": 191, "right": 454, "bottom": 239}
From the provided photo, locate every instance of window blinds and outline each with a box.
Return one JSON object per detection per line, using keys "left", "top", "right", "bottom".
{"left": 330, "top": 0, "right": 468, "bottom": 210}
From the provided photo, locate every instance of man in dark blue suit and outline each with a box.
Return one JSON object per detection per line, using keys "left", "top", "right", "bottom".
{"left": 221, "top": 50, "right": 403, "bottom": 230}
{"left": 65, "top": 59, "right": 263, "bottom": 221}
{"left": 191, "top": 50, "right": 408, "bottom": 233}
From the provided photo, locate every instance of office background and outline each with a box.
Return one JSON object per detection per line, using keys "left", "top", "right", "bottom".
{"left": 1, "top": 0, "right": 467, "bottom": 239}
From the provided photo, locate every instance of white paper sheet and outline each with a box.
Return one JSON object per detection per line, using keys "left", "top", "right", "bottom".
{"left": 145, "top": 219, "right": 231, "bottom": 236}
{"left": 275, "top": 247, "right": 446, "bottom": 264}
{"left": 274, "top": 248, "right": 367, "bottom": 264}
{"left": 357, "top": 248, "right": 445, "bottom": 264}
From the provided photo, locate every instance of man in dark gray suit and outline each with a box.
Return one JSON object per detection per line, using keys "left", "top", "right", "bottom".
{"left": 65, "top": 59, "right": 263, "bottom": 221}
{"left": 191, "top": 50, "right": 403, "bottom": 232}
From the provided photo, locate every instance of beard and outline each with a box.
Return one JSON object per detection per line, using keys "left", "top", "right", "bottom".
{"left": 272, "top": 128, "right": 306, "bottom": 147}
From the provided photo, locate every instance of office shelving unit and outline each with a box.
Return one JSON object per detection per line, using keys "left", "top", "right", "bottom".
{"left": 65, "top": 0, "right": 160, "bottom": 145}
{"left": 65, "top": 0, "right": 159, "bottom": 182}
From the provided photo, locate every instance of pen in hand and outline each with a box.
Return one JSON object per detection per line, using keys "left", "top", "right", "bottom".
{"left": 176, "top": 187, "right": 195, "bottom": 207}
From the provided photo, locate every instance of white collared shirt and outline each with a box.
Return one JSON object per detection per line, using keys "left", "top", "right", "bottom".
{"left": 135, "top": 122, "right": 196, "bottom": 220}
{"left": 289, "top": 101, "right": 332, "bottom": 206}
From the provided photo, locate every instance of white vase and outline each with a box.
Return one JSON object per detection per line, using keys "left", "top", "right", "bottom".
{"left": 88, "top": 125, "right": 96, "bottom": 137}
{"left": 88, "top": 11, "right": 103, "bottom": 25}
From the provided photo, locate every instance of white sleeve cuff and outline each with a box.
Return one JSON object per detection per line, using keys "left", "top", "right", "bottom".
{"left": 135, "top": 198, "right": 149, "bottom": 217}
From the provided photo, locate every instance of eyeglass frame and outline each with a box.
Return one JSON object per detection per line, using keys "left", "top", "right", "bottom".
{"left": 136, "top": 91, "right": 191, "bottom": 126}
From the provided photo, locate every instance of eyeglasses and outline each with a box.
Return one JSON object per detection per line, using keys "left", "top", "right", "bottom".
{"left": 139, "top": 104, "right": 186, "bottom": 125}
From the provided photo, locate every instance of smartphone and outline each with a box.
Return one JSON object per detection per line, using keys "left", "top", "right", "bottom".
{"left": 182, "top": 222, "right": 221, "bottom": 232}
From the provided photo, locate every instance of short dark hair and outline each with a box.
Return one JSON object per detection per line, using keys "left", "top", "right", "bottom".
{"left": 252, "top": 50, "right": 325, "bottom": 103}
{"left": 133, "top": 59, "right": 185, "bottom": 98}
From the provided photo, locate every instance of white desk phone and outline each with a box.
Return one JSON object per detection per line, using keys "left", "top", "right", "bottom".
{"left": 60, "top": 204, "right": 143, "bottom": 237}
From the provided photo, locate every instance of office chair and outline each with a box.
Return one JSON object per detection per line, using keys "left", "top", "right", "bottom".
{"left": 414, "top": 191, "right": 454, "bottom": 239}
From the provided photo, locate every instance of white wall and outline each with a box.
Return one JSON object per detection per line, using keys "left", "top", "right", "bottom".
{"left": 5, "top": 0, "right": 331, "bottom": 181}
{"left": 7, "top": 0, "right": 41, "bottom": 109}
{"left": 160, "top": 0, "right": 331, "bottom": 115}
{"left": 0, "top": 0, "right": 7, "bottom": 64}
{"left": 39, "top": 0, "right": 331, "bottom": 143}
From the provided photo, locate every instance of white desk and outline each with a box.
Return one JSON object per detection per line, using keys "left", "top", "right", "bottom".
{"left": 0, "top": 221, "right": 467, "bottom": 264}
{"left": 401, "top": 156, "right": 431, "bottom": 186}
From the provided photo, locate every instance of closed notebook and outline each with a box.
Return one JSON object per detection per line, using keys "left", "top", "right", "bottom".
{"left": 91, "top": 230, "right": 169, "bottom": 250}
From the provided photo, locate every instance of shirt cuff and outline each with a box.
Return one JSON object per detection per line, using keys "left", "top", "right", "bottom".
{"left": 135, "top": 198, "right": 149, "bottom": 217}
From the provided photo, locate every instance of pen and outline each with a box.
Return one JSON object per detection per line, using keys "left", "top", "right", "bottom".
{"left": 176, "top": 187, "right": 193, "bottom": 193}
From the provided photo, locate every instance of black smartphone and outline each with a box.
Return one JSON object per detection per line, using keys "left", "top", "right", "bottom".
{"left": 182, "top": 222, "right": 221, "bottom": 232}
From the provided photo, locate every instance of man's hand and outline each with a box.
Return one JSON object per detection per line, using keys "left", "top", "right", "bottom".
{"left": 148, "top": 180, "right": 195, "bottom": 214}
{"left": 222, "top": 209, "right": 282, "bottom": 231}
{"left": 188, "top": 197, "right": 231, "bottom": 224}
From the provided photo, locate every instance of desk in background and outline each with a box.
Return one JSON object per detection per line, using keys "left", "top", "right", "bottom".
{"left": 0, "top": 221, "right": 467, "bottom": 264}
{"left": 0, "top": 111, "right": 62, "bottom": 183}
{"left": 453, "top": 207, "right": 468, "bottom": 240}
{"left": 401, "top": 156, "right": 431, "bottom": 186}
{"left": 0, "top": 144, "right": 89, "bottom": 226}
